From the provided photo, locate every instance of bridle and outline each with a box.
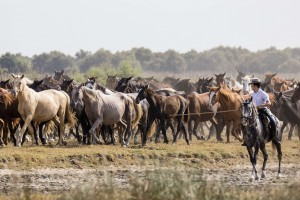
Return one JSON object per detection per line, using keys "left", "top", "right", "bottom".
{"left": 241, "top": 101, "right": 258, "bottom": 128}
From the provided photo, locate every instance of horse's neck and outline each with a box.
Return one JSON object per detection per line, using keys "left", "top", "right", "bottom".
{"left": 218, "top": 91, "right": 241, "bottom": 109}
{"left": 18, "top": 84, "right": 34, "bottom": 102}
{"left": 146, "top": 91, "right": 159, "bottom": 108}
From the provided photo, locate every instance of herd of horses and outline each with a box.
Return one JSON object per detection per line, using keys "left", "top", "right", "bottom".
{"left": 0, "top": 69, "right": 299, "bottom": 179}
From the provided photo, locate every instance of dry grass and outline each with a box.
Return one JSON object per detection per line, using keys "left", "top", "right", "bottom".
{"left": 0, "top": 138, "right": 298, "bottom": 170}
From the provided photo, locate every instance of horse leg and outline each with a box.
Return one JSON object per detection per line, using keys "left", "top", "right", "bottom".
{"left": 198, "top": 122, "right": 204, "bottom": 139}
{"left": 298, "top": 124, "right": 300, "bottom": 141}
{"left": 259, "top": 142, "right": 268, "bottom": 178}
{"left": 246, "top": 146, "right": 259, "bottom": 180}
{"left": 89, "top": 118, "right": 102, "bottom": 144}
{"left": 30, "top": 121, "right": 38, "bottom": 145}
{"left": 117, "top": 121, "right": 127, "bottom": 147}
{"left": 192, "top": 120, "right": 202, "bottom": 140}
{"left": 225, "top": 121, "right": 231, "bottom": 143}
{"left": 144, "top": 117, "right": 155, "bottom": 146}
{"left": 288, "top": 123, "right": 296, "bottom": 140}
{"left": 232, "top": 121, "right": 243, "bottom": 142}
{"left": 181, "top": 121, "right": 190, "bottom": 145}
{"left": 160, "top": 119, "right": 169, "bottom": 144}
{"left": 272, "top": 138, "right": 282, "bottom": 178}
{"left": 39, "top": 121, "right": 48, "bottom": 145}
{"left": 280, "top": 121, "right": 287, "bottom": 139}
{"left": 8, "top": 120, "right": 18, "bottom": 146}
{"left": 0, "top": 120, "right": 4, "bottom": 146}
{"left": 188, "top": 119, "right": 193, "bottom": 140}
{"left": 16, "top": 115, "right": 33, "bottom": 147}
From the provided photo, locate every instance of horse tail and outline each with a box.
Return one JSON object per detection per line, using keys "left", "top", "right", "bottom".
{"left": 132, "top": 100, "right": 143, "bottom": 129}
{"left": 147, "top": 120, "right": 157, "bottom": 138}
{"left": 64, "top": 93, "right": 77, "bottom": 129}
{"left": 183, "top": 98, "right": 190, "bottom": 123}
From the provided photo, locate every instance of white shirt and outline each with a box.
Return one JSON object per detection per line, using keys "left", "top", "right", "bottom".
{"left": 251, "top": 88, "right": 270, "bottom": 107}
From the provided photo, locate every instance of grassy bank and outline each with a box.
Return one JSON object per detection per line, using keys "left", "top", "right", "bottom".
{"left": 0, "top": 139, "right": 298, "bottom": 170}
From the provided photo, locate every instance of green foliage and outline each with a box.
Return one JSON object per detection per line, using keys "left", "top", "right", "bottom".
{"left": 79, "top": 49, "right": 113, "bottom": 72}
{"left": 32, "top": 51, "right": 74, "bottom": 73}
{"left": 85, "top": 66, "right": 112, "bottom": 85}
{"left": 118, "top": 60, "right": 142, "bottom": 77}
{"left": 3, "top": 46, "right": 300, "bottom": 76}
{"left": 0, "top": 53, "right": 32, "bottom": 73}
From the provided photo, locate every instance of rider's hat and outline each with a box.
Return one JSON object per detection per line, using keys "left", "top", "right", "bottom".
{"left": 249, "top": 78, "right": 261, "bottom": 85}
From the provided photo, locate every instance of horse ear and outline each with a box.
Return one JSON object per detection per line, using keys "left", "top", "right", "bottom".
{"left": 21, "top": 74, "right": 24, "bottom": 79}
{"left": 222, "top": 72, "right": 226, "bottom": 76}
{"left": 145, "top": 84, "right": 149, "bottom": 89}
{"left": 11, "top": 73, "right": 16, "bottom": 78}
{"left": 208, "top": 77, "right": 213, "bottom": 82}
{"left": 61, "top": 69, "right": 64, "bottom": 74}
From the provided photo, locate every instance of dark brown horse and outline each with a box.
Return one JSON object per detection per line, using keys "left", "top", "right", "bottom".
{"left": 135, "top": 85, "right": 190, "bottom": 146}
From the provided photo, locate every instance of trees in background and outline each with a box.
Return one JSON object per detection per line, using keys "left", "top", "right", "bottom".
{"left": 1, "top": 46, "right": 300, "bottom": 78}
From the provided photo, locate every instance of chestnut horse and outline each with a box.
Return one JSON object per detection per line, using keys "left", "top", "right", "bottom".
{"left": 208, "top": 85, "right": 243, "bottom": 143}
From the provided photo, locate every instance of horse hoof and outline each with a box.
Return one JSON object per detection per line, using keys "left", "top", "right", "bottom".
{"left": 277, "top": 173, "right": 282, "bottom": 179}
{"left": 249, "top": 175, "right": 255, "bottom": 182}
{"left": 16, "top": 144, "right": 22, "bottom": 147}
{"left": 255, "top": 176, "right": 260, "bottom": 181}
{"left": 261, "top": 171, "right": 266, "bottom": 179}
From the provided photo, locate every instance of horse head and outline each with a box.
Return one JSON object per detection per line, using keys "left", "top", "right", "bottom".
{"left": 241, "top": 97, "right": 256, "bottom": 126}
{"left": 71, "top": 84, "right": 84, "bottom": 111}
{"left": 136, "top": 84, "right": 149, "bottom": 104}
{"left": 11, "top": 73, "right": 26, "bottom": 96}
{"left": 214, "top": 72, "right": 226, "bottom": 86}
{"left": 207, "top": 86, "right": 221, "bottom": 108}
{"left": 106, "top": 74, "right": 118, "bottom": 89}
{"left": 291, "top": 83, "right": 300, "bottom": 103}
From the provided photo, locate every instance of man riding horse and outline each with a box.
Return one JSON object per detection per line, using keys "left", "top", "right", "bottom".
{"left": 242, "top": 78, "right": 276, "bottom": 146}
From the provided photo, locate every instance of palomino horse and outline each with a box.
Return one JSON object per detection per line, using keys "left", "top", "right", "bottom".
{"left": 208, "top": 85, "right": 243, "bottom": 143}
{"left": 79, "top": 86, "right": 135, "bottom": 146}
{"left": 241, "top": 98, "right": 282, "bottom": 180}
{"left": 11, "top": 74, "right": 76, "bottom": 146}
{"left": 135, "top": 84, "right": 190, "bottom": 146}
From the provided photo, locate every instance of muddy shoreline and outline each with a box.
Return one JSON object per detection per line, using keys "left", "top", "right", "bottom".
{"left": 0, "top": 163, "right": 299, "bottom": 195}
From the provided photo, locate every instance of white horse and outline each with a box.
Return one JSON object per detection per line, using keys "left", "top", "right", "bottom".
{"left": 241, "top": 75, "right": 254, "bottom": 94}
{"left": 11, "top": 74, "right": 76, "bottom": 146}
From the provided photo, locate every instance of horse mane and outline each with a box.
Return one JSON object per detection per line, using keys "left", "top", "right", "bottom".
{"left": 219, "top": 88, "right": 242, "bottom": 103}
{"left": 0, "top": 88, "right": 15, "bottom": 107}
{"left": 268, "top": 93, "right": 277, "bottom": 105}
{"left": 82, "top": 87, "right": 97, "bottom": 99}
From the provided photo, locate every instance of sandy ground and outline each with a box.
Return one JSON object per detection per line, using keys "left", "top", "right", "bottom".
{"left": 0, "top": 163, "right": 299, "bottom": 194}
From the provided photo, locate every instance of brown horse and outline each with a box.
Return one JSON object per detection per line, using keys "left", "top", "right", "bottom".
{"left": 214, "top": 72, "right": 226, "bottom": 87}
{"left": 187, "top": 92, "right": 220, "bottom": 140}
{"left": 208, "top": 85, "right": 243, "bottom": 143}
{"left": 0, "top": 88, "right": 21, "bottom": 145}
{"left": 135, "top": 84, "right": 190, "bottom": 146}
{"left": 106, "top": 74, "right": 118, "bottom": 89}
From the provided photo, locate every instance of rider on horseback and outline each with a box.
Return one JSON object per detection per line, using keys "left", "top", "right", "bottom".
{"left": 242, "top": 78, "right": 276, "bottom": 145}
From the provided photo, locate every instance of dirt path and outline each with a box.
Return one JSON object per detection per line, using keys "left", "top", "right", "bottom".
{"left": 0, "top": 163, "right": 299, "bottom": 194}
